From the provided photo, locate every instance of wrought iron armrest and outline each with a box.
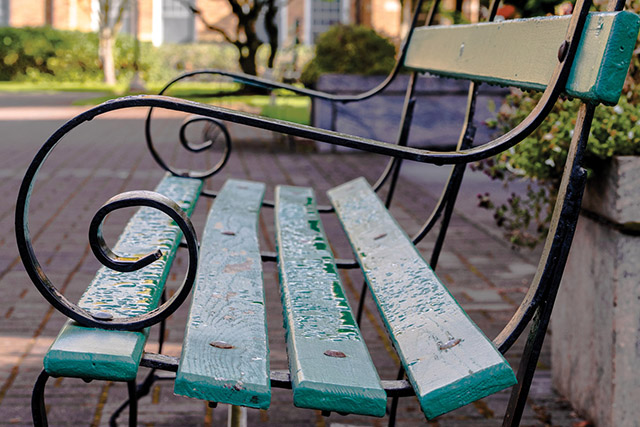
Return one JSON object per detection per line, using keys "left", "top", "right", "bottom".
{"left": 16, "top": 182, "right": 200, "bottom": 330}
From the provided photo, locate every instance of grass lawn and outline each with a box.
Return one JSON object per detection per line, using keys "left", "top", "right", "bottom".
{"left": 0, "top": 81, "right": 311, "bottom": 125}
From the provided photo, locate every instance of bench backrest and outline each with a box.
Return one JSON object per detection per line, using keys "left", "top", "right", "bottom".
{"left": 404, "top": 12, "right": 640, "bottom": 105}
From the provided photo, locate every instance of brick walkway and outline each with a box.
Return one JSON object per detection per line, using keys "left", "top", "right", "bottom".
{"left": 0, "top": 96, "right": 587, "bottom": 426}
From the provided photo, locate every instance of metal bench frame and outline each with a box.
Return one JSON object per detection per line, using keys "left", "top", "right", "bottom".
{"left": 15, "top": 0, "right": 637, "bottom": 425}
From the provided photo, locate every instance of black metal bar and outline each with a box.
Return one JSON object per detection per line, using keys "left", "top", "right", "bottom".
{"left": 148, "top": 0, "right": 428, "bottom": 106}
{"left": 500, "top": 104, "right": 593, "bottom": 426}
{"left": 138, "top": 353, "right": 415, "bottom": 398}
{"left": 355, "top": 281, "right": 368, "bottom": 325}
{"left": 145, "top": 113, "right": 232, "bottom": 180}
{"left": 387, "top": 365, "right": 406, "bottom": 427}
{"left": 17, "top": 184, "right": 200, "bottom": 330}
{"left": 201, "top": 191, "right": 336, "bottom": 213}
{"left": 158, "top": 291, "right": 167, "bottom": 354}
{"left": 127, "top": 380, "right": 137, "bottom": 427}
{"left": 32, "top": 370, "right": 50, "bottom": 427}
{"left": 495, "top": 102, "right": 594, "bottom": 353}
{"left": 359, "top": 73, "right": 419, "bottom": 324}
{"left": 375, "top": 72, "right": 418, "bottom": 197}
{"left": 260, "top": 251, "right": 358, "bottom": 268}
{"left": 428, "top": 83, "right": 478, "bottom": 266}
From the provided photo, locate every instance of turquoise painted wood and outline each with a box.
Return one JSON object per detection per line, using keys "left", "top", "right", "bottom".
{"left": 275, "top": 185, "right": 387, "bottom": 417}
{"left": 174, "top": 179, "right": 271, "bottom": 409}
{"left": 328, "top": 178, "right": 517, "bottom": 419}
{"left": 404, "top": 11, "right": 640, "bottom": 105}
{"left": 44, "top": 175, "right": 203, "bottom": 381}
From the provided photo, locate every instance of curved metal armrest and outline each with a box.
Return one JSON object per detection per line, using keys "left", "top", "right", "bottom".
{"left": 155, "top": 0, "right": 431, "bottom": 104}
{"left": 139, "top": 0, "right": 592, "bottom": 171}
{"left": 157, "top": 68, "right": 398, "bottom": 104}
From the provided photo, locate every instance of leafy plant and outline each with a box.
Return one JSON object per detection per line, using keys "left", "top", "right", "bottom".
{"left": 300, "top": 25, "right": 396, "bottom": 86}
{"left": 476, "top": 89, "right": 640, "bottom": 248}
{"left": 0, "top": 27, "right": 143, "bottom": 82}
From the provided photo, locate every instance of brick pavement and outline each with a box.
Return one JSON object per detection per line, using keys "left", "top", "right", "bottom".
{"left": 0, "top": 98, "right": 589, "bottom": 426}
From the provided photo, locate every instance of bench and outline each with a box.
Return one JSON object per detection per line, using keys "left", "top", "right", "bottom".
{"left": 16, "top": 0, "right": 639, "bottom": 425}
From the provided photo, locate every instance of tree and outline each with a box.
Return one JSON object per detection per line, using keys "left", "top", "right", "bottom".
{"left": 97, "top": 0, "right": 130, "bottom": 84}
{"left": 183, "top": 0, "right": 280, "bottom": 76}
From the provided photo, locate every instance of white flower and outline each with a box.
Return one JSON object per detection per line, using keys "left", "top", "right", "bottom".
{"left": 545, "top": 159, "right": 555, "bottom": 167}
{"left": 543, "top": 133, "right": 554, "bottom": 141}
{"left": 628, "top": 131, "right": 634, "bottom": 139}
{"left": 613, "top": 105, "right": 624, "bottom": 114}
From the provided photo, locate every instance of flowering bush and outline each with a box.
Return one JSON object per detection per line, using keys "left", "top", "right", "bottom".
{"left": 476, "top": 84, "right": 640, "bottom": 247}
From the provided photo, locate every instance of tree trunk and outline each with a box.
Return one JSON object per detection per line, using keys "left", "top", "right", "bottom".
{"left": 400, "top": 0, "right": 413, "bottom": 39}
{"left": 238, "top": 48, "right": 259, "bottom": 76}
{"left": 264, "top": 0, "right": 278, "bottom": 69}
{"left": 99, "top": 29, "right": 117, "bottom": 85}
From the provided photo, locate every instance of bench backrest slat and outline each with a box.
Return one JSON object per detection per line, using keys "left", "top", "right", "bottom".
{"left": 328, "top": 178, "right": 516, "bottom": 419}
{"left": 404, "top": 11, "right": 640, "bottom": 105}
{"left": 44, "top": 175, "right": 203, "bottom": 380}
{"left": 275, "top": 185, "right": 387, "bottom": 417}
{"left": 174, "top": 179, "right": 271, "bottom": 408}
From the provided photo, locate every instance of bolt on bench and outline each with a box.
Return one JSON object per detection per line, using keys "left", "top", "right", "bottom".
{"left": 16, "top": 0, "right": 639, "bottom": 425}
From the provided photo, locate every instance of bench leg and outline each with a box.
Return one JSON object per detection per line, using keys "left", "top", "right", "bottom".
{"left": 387, "top": 365, "right": 405, "bottom": 427}
{"left": 228, "top": 405, "right": 247, "bottom": 427}
{"left": 32, "top": 370, "right": 50, "bottom": 427}
{"left": 109, "top": 291, "right": 168, "bottom": 426}
{"left": 502, "top": 306, "right": 550, "bottom": 427}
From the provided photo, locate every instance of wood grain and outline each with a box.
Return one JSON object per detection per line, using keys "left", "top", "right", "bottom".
{"left": 44, "top": 175, "right": 203, "bottom": 381}
{"left": 275, "top": 185, "right": 387, "bottom": 417}
{"left": 405, "top": 12, "right": 640, "bottom": 105}
{"left": 174, "top": 179, "right": 270, "bottom": 409}
{"left": 328, "top": 177, "right": 516, "bottom": 419}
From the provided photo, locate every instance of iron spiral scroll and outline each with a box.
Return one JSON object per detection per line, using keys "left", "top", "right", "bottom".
{"left": 15, "top": 104, "right": 201, "bottom": 331}
{"left": 146, "top": 94, "right": 232, "bottom": 179}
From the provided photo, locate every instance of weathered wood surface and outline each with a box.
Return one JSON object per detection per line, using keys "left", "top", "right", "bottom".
{"left": 174, "top": 179, "right": 270, "bottom": 409}
{"left": 275, "top": 185, "right": 387, "bottom": 417}
{"left": 44, "top": 175, "right": 203, "bottom": 381}
{"left": 405, "top": 11, "right": 640, "bottom": 105}
{"left": 328, "top": 177, "right": 516, "bottom": 419}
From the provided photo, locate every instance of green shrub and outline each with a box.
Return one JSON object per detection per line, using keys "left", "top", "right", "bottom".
{"left": 475, "top": 0, "right": 640, "bottom": 248}
{"left": 300, "top": 25, "right": 396, "bottom": 86}
{"left": 476, "top": 90, "right": 640, "bottom": 248}
{"left": 0, "top": 27, "right": 145, "bottom": 82}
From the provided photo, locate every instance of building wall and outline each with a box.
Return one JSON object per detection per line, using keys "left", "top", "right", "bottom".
{"left": 10, "top": 0, "right": 46, "bottom": 27}
{"left": 6, "top": 0, "right": 402, "bottom": 47}
{"left": 138, "top": 0, "right": 154, "bottom": 41}
{"left": 370, "top": 0, "right": 400, "bottom": 39}
{"left": 195, "top": 0, "right": 235, "bottom": 42}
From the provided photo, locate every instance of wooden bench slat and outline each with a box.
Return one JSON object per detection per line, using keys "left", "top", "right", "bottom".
{"left": 328, "top": 177, "right": 517, "bottom": 419}
{"left": 174, "top": 179, "right": 270, "bottom": 409}
{"left": 275, "top": 185, "right": 387, "bottom": 417}
{"left": 404, "top": 11, "right": 640, "bottom": 105}
{"left": 44, "top": 175, "right": 203, "bottom": 381}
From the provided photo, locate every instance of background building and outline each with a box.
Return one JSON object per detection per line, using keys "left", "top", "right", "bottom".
{"left": 0, "top": 0, "right": 404, "bottom": 47}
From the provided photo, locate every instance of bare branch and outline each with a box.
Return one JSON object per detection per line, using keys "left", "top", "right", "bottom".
{"left": 176, "top": 0, "right": 237, "bottom": 44}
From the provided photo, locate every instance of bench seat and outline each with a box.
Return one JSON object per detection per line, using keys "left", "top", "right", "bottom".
{"left": 167, "top": 177, "right": 514, "bottom": 419}
{"left": 43, "top": 175, "right": 202, "bottom": 381}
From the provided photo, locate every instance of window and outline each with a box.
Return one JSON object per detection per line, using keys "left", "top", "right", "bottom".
{"left": 305, "top": 0, "right": 348, "bottom": 44}
{"left": 0, "top": 0, "right": 9, "bottom": 27}
{"left": 162, "top": 0, "right": 194, "bottom": 43}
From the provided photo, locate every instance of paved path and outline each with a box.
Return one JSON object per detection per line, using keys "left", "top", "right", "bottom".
{"left": 0, "top": 93, "right": 588, "bottom": 426}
